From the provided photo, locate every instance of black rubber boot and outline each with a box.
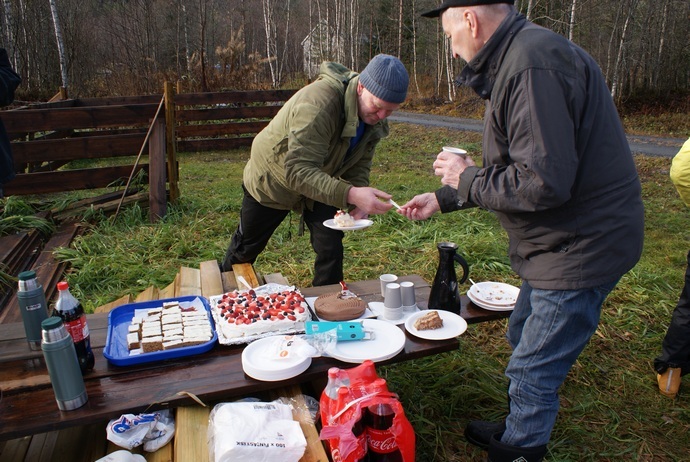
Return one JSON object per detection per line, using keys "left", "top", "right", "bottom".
{"left": 487, "top": 433, "right": 547, "bottom": 462}
{"left": 464, "top": 420, "right": 507, "bottom": 450}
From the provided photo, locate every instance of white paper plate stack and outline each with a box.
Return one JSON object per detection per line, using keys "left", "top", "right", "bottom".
{"left": 241, "top": 336, "right": 312, "bottom": 381}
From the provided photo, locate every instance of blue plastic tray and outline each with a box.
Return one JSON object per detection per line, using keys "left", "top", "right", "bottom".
{"left": 103, "top": 295, "right": 217, "bottom": 366}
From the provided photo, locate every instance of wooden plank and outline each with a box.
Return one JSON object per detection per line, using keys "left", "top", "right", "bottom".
{"left": 4, "top": 165, "right": 150, "bottom": 196}
{"left": 0, "top": 434, "right": 31, "bottom": 461}
{"left": 220, "top": 271, "right": 238, "bottom": 293}
{"left": 2, "top": 104, "right": 160, "bottom": 134}
{"left": 75, "top": 95, "right": 163, "bottom": 107}
{"left": 199, "top": 261, "right": 223, "bottom": 298}
{"left": 23, "top": 430, "right": 58, "bottom": 462}
{"left": 53, "top": 192, "right": 149, "bottom": 222}
{"left": 94, "top": 294, "right": 132, "bottom": 314}
{"left": 145, "top": 442, "right": 173, "bottom": 462}
{"left": 174, "top": 406, "right": 210, "bottom": 462}
{"left": 164, "top": 82, "right": 179, "bottom": 203}
{"left": 177, "top": 138, "right": 252, "bottom": 153}
{"left": 176, "top": 105, "right": 281, "bottom": 122}
{"left": 175, "top": 120, "right": 268, "bottom": 138}
{"left": 1, "top": 220, "right": 82, "bottom": 324}
{"left": 264, "top": 272, "right": 290, "bottom": 285}
{"left": 51, "top": 422, "right": 108, "bottom": 462}
{"left": 159, "top": 276, "right": 178, "bottom": 299}
{"left": 136, "top": 286, "right": 160, "bottom": 302}
{"left": 11, "top": 133, "right": 147, "bottom": 165}
{"left": 231, "top": 263, "right": 260, "bottom": 289}
{"left": 149, "top": 119, "right": 167, "bottom": 222}
{"left": 177, "top": 267, "right": 201, "bottom": 296}
{"left": 269, "top": 384, "right": 329, "bottom": 462}
{"left": 174, "top": 89, "right": 296, "bottom": 106}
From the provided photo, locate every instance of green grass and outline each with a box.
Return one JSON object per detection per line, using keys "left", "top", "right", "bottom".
{"left": 5, "top": 124, "right": 690, "bottom": 461}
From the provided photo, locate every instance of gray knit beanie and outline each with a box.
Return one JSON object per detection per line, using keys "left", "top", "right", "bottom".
{"left": 359, "top": 54, "right": 409, "bottom": 104}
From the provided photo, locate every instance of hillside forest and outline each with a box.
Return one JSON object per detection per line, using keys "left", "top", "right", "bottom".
{"left": 1, "top": 0, "right": 689, "bottom": 106}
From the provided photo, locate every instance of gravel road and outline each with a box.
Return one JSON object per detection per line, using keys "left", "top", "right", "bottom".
{"left": 390, "top": 111, "right": 685, "bottom": 158}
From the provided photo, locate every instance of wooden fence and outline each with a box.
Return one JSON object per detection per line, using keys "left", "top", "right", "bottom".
{"left": 0, "top": 84, "right": 297, "bottom": 220}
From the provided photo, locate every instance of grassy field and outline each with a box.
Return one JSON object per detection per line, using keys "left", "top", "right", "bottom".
{"left": 4, "top": 122, "right": 690, "bottom": 461}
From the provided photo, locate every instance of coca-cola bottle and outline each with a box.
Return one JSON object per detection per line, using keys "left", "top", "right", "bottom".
{"left": 321, "top": 367, "right": 344, "bottom": 425}
{"left": 55, "top": 281, "right": 94, "bottom": 374}
{"left": 334, "top": 387, "right": 368, "bottom": 462}
{"left": 349, "top": 359, "right": 378, "bottom": 398}
{"left": 365, "top": 402, "right": 402, "bottom": 462}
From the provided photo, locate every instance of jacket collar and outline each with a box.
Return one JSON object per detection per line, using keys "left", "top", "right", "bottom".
{"left": 455, "top": 11, "right": 526, "bottom": 100}
{"left": 342, "top": 75, "right": 361, "bottom": 138}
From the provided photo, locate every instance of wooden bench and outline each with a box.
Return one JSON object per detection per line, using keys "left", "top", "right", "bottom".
{"left": 0, "top": 261, "right": 328, "bottom": 462}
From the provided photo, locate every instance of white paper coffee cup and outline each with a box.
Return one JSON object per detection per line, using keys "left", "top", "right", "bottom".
{"left": 442, "top": 146, "right": 468, "bottom": 157}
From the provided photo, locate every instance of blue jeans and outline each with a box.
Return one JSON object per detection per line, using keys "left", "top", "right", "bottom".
{"left": 502, "top": 280, "right": 619, "bottom": 447}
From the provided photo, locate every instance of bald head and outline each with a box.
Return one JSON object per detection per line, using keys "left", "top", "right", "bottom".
{"left": 441, "top": 4, "right": 514, "bottom": 62}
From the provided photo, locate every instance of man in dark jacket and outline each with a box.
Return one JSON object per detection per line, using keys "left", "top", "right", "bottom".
{"left": 400, "top": 1, "right": 644, "bottom": 461}
{"left": 0, "top": 48, "right": 21, "bottom": 198}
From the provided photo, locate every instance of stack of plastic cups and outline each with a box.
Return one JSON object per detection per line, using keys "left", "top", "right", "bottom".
{"left": 383, "top": 283, "right": 403, "bottom": 321}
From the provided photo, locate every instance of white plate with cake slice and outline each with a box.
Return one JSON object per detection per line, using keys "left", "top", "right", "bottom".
{"left": 404, "top": 310, "right": 468, "bottom": 340}
{"left": 323, "top": 219, "right": 374, "bottom": 231}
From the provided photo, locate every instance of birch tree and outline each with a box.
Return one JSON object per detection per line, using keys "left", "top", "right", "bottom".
{"left": 48, "top": 0, "right": 68, "bottom": 89}
{"left": 568, "top": 0, "right": 577, "bottom": 41}
{"left": 610, "top": 0, "right": 639, "bottom": 100}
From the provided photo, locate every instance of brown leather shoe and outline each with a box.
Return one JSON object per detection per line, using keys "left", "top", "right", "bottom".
{"left": 657, "top": 367, "right": 681, "bottom": 398}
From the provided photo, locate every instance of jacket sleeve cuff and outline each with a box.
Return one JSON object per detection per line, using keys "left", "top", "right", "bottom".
{"left": 434, "top": 186, "right": 459, "bottom": 213}
{"left": 457, "top": 166, "right": 481, "bottom": 206}
{"left": 434, "top": 166, "right": 481, "bottom": 213}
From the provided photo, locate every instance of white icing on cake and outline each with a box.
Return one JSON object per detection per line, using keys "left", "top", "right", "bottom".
{"left": 210, "top": 287, "right": 309, "bottom": 344}
{"left": 334, "top": 210, "right": 356, "bottom": 227}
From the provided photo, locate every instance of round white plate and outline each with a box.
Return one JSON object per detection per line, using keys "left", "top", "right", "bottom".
{"left": 323, "top": 219, "right": 374, "bottom": 231}
{"left": 405, "top": 310, "right": 468, "bottom": 340}
{"left": 468, "top": 281, "right": 520, "bottom": 306}
{"left": 467, "top": 291, "right": 515, "bottom": 312}
{"left": 241, "top": 336, "right": 312, "bottom": 381}
{"left": 326, "top": 319, "right": 405, "bottom": 363}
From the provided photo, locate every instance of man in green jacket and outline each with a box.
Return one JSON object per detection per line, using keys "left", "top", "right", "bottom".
{"left": 221, "top": 54, "right": 409, "bottom": 286}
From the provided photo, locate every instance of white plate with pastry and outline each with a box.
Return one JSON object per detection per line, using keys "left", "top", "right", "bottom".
{"left": 323, "top": 219, "right": 374, "bottom": 231}
{"left": 404, "top": 310, "right": 468, "bottom": 340}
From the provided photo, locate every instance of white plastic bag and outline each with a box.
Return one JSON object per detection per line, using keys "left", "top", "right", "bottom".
{"left": 106, "top": 409, "right": 175, "bottom": 452}
{"left": 94, "top": 450, "right": 146, "bottom": 462}
{"left": 208, "top": 401, "right": 307, "bottom": 462}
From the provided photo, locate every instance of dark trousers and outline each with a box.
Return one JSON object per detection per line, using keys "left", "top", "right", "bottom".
{"left": 222, "top": 186, "right": 344, "bottom": 286}
{"left": 655, "top": 249, "right": 690, "bottom": 376}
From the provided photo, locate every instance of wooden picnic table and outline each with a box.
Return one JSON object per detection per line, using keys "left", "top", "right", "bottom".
{"left": 0, "top": 262, "right": 509, "bottom": 461}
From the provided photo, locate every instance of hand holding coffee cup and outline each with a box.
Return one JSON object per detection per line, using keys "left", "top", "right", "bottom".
{"left": 442, "top": 146, "right": 468, "bottom": 157}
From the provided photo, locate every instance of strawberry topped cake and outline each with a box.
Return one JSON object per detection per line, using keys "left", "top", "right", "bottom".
{"left": 210, "top": 286, "right": 310, "bottom": 344}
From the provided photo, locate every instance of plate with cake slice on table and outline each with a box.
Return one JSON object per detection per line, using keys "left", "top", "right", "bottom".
{"left": 404, "top": 309, "right": 468, "bottom": 340}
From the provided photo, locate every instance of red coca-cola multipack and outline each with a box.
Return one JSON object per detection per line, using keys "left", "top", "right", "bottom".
{"left": 319, "top": 360, "right": 415, "bottom": 462}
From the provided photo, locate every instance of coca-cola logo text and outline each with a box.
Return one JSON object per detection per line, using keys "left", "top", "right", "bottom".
{"left": 367, "top": 430, "right": 398, "bottom": 454}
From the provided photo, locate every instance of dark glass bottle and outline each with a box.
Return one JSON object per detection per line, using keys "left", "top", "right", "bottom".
{"left": 428, "top": 242, "right": 469, "bottom": 315}
{"left": 54, "top": 281, "right": 95, "bottom": 374}
{"left": 365, "top": 403, "right": 402, "bottom": 462}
